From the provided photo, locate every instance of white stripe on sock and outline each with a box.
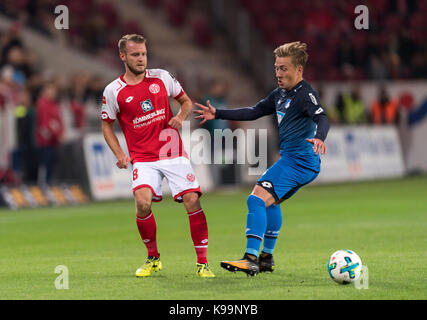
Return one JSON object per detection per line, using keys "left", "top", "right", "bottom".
{"left": 136, "top": 212, "right": 153, "bottom": 221}
{"left": 187, "top": 209, "right": 203, "bottom": 216}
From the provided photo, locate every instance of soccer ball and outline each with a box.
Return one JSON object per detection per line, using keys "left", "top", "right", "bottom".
{"left": 327, "top": 249, "right": 362, "bottom": 284}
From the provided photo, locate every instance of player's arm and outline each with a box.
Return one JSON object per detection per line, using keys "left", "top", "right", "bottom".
{"left": 304, "top": 92, "right": 330, "bottom": 155}
{"left": 194, "top": 94, "right": 275, "bottom": 125}
{"left": 101, "top": 86, "right": 131, "bottom": 168}
{"left": 102, "top": 120, "right": 131, "bottom": 169}
{"left": 169, "top": 92, "right": 192, "bottom": 129}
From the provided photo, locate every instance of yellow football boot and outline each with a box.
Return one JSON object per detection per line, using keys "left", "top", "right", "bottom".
{"left": 135, "top": 256, "right": 162, "bottom": 277}
{"left": 196, "top": 263, "right": 215, "bottom": 278}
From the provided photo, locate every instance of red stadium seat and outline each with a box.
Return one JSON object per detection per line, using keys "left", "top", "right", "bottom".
{"left": 409, "top": 13, "right": 426, "bottom": 30}
{"left": 144, "top": 0, "right": 162, "bottom": 9}
{"left": 369, "top": 0, "right": 389, "bottom": 12}
{"left": 123, "top": 20, "right": 142, "bottom": 35}
{"left": 97, "top": 1, "right": 119, "bottom": 28}
{"left": 11, "top": 0, "right": 29, "bottom": 10}
{"left": 165, "top": 0, "right": 188, "bottom": 27}
{"left": 243, "top": 0, "right": 268, "bottom": 14}
{"left": 385, "top": 14, "right": 403, "bottom": 33}
{"left": 411, "top": 30, "right": 425, "bottom": 45}
{"left": 418, "top": 0, "right": 427, "bottom": 11}
{"left": 192, "top": 18, "right": 212, "bottom": 48}
{"left": 258, "top": 14, "right": 280, "bottom": 37}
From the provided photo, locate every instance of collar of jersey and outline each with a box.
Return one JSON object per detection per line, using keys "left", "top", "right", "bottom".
{"left": 282, "top": 79, "right": 305, "bottom": 95}
{"left": 119, "top": 73, "right": 147, "bottom": 86}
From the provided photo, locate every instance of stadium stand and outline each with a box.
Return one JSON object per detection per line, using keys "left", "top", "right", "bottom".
{"left": 0, "top": 0, "right": 426, "bottom": 207}
{"left": 237, "top": 0, "right": 426, "bottom": 81}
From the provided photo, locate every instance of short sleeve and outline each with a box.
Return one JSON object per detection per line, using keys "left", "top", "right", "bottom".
{"left": 101, "top": 86, "right": 118, "bottom": 123}
{"left": 163, "top": 70, "right": 184, "bottom": 99}
{"left": 302, "top": 90, "right": 330, "bottom": 141}
{"left": 303, "top": 90, "right": 326, "bottom": 118}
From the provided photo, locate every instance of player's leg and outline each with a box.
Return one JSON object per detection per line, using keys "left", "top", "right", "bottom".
{"left": 256, "top": 160, "right": 319, "bottom": 272}
{"left": 263, "top": 204, "right": 282, "bottom": 255}
{"left": 182, "top": 192, "right": 214, "bottom": 277}
{"left": 220, "top": 185, "right": 275, "bottom": 276}
{"left": 245, "top": 186, "right": 275, "bottom": 260}
{"left": 161, "top": 157, "right": 214, "bottom": 277}
{"left": 182, "top": 192, "right": 208, "bottom": 264}
{"left": 222, "top": 156, "right": 293, "bottom": 276}
{"left": 132, "top": 162, "right": 163, "bottom": 277}
{"left": 134, "top": 187, "right": 162, "bottom": 277}
{"left": 258, "top": 203, "right": 282, "bottom": 272}
{"left": 135, "top": 187, "right": 158, "bottom": 257}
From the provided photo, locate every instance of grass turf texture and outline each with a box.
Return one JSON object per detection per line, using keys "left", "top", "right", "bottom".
{"left": 0, "top": 176, "right": 426, "bottom": 300}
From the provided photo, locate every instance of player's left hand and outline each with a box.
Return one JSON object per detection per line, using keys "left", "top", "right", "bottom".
{"left": 169, "top": 116, "right": 184, "bottom": 129}
{"left": 306, "top": 138, "right": 327, "bottom": 155}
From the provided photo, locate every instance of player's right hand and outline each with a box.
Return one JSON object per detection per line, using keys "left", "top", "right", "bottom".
{"left": 194, "top": 100, "right": 216, "bottom": 125}
{"left": 116, "top": 155, "right": 131, "bottom": 169}
{"left": 306, "top": 138, "right": 327, "bottom": 155}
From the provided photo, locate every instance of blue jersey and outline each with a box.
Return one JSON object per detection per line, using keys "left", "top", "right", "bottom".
{"left": 215, "top": 80, "right": 329, "bottom": 172}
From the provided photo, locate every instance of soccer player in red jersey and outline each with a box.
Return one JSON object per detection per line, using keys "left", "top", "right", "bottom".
{"left": 101, "top": 34, "right": 214, "bottom": 277}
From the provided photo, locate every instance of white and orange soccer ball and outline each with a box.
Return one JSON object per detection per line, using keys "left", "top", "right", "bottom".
{"left": 327, "top": 249, "right": 362, "bottom": 284}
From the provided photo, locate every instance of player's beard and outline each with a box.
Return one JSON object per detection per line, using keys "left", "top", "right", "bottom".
{"left": 127, "top": 62, "right": 146, "bottom": 76}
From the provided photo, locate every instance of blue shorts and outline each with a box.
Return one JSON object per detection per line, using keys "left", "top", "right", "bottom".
{"left": 257, "top": 154, "right": 319, "bottom": 202}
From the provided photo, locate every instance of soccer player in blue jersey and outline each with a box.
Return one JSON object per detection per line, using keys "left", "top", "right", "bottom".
{"left": 194, "top": 41, "right": 330, "bottom": 276}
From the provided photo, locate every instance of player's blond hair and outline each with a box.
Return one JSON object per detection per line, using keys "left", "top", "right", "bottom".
{"left": 118, "top": 34, "right": 147, "bottom": 54}
{"left": 274, "top": 41, "right": 308, "bottom": 68}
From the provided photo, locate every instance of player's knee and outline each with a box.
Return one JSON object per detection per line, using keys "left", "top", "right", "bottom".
{"left": 135, "top": 198, "right": 152, "bottom": 217}
{"left": 247, "top": 194, "right": 266, "bottom": 208}
{"left": 182, "top": 192, "right": 200, "bottom": 211}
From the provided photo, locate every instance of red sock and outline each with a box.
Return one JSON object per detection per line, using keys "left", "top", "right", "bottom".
{"left": 136, "top": 212, "right": 159, "bottom": 258}
{"left": 187, "top": 208, "right": 208, "bottom": 264}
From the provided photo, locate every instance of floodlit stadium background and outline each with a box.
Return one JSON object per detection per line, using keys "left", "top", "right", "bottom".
{"left": 0, "top": 0, "right": 425, "bottom": 207}
{"left": 0, "top": 0, "right": 427, "bottom": 302}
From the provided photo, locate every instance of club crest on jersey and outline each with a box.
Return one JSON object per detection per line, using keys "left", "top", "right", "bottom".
{"left": 277, "top": 111, "right": 285, "bottom": 124}
{"left": 140, "top": 99, "right": 154, "bottom": 113}
{"left": 186, "top": 173, "right": 196, "bottom": 182}
{"left": 284, "top": 98, "right": 292, "bottom": 109}
{"left": 149, "top": 83, "right": 160, "bottom": 94}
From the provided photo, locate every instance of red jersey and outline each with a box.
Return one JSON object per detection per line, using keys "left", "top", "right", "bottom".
{"left": 101, "top": 69, "right": 187, "bottom": 163}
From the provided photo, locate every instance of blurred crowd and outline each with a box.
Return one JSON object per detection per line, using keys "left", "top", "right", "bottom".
{"left": 0, "top": 0, "right": 143, "bottom": 56}
{"left": 241, "top": 0, "right": 427, "bottom": 81}
{"left": 317, "top": 83, "right": 417, "bottom": 125}
{"left": 0, "top": 24, "right": 106, "bottom": 186}
{"left": 0, "top": 0, "right": 425, "bottom": 188}
{"left": 1, "top": 0, "right": 426, "bottom": 81}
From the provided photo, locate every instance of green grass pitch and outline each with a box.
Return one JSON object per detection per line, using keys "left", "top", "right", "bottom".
{"left": 1, "top": 176, "right": 426, "bottom": 300}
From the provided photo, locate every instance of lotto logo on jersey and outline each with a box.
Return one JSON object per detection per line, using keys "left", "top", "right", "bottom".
{"left": 140, "top": 99, "right": 154, "bottom": 113}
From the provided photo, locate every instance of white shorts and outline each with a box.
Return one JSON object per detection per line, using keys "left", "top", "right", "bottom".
{"left": 131, "top": 157, "right": 201, "bottom": 203}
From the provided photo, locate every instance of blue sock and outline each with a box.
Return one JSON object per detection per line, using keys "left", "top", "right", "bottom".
{"left": 245, "top": 195, "right": 266, "bottom": 257}
{"left": 262, "top": 204, "right": 283, "bottom": 255}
